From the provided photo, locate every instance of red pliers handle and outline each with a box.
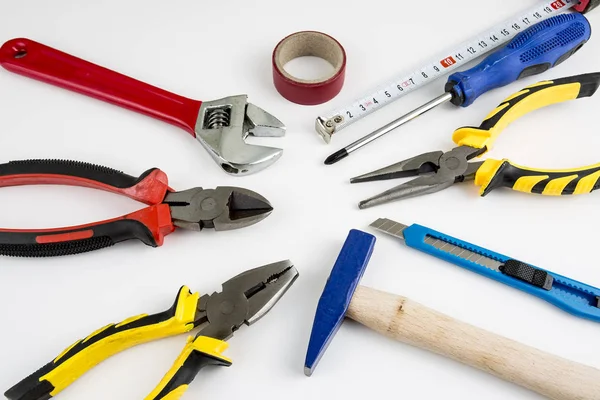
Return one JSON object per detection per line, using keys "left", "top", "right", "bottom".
{"left": 0, "top": 160, "right": 175, "bottom": 257}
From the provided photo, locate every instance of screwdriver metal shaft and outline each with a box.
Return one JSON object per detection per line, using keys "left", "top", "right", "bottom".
{"left": 324, "top": 93, "right": 452, "bottom": 165}
{"left": 324, "top": 13, "right": 591, "bottom": 165}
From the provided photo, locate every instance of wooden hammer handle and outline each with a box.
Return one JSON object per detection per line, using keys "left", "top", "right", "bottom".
{"left": 347, "top": 286, "right": 600, "bottom": 400}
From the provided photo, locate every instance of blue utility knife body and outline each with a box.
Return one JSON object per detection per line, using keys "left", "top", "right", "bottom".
{"left": 370, "top": 218, "right": 600, "bottom": 323}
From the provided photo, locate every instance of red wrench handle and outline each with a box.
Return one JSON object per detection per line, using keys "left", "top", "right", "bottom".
{"left": 0, "top": 38, "right": 201, "bottom": 136}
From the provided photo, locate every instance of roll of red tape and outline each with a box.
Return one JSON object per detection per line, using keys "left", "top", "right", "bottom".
{"left": 272, "top": 31, "right": 346, "bottom": 106}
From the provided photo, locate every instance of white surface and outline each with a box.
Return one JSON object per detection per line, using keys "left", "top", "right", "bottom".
{"left": 0, "top": 1, "right": 599, "bottom": 399}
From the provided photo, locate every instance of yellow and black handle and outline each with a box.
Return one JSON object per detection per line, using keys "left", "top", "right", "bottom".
{"left": 4, "top": 287, "right": 200, "bottom": 400}
{"left": 145, "top": 336, "right": 231, "bottom": 400}
{"left": 475, "top": 159, "right": 600, "bottom": 196}
{"left": 452, "top": 72, "right": 600, "bottom": 196}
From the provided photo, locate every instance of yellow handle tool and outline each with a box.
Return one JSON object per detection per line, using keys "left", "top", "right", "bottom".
{"left": 146, "top": 336, "right": 231, "bottom": 400}
{"left": 4, "top": 287, "right": 230, "bottom": 400}
{"left": 352, "top": 73, "right": 600, "bottom": 208}
{"left": 4, "top": 260, "right": 299, "bottom": 400}
{"left": 453, "top": 72, "right": 600, "bottom": 196}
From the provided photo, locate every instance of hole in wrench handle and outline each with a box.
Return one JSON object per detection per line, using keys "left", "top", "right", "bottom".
{"left": 0, "top": 38, "right": 202, "bottom": 136}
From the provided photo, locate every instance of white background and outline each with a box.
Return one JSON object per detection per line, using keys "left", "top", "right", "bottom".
{"left": 1, "top": 1, "right": 599, "bottom": 399}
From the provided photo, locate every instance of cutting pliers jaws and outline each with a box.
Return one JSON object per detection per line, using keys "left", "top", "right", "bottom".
{"left": 0, "top": 159, "right": 274, "bottom": 257}
{"left": 4, "top": 260, "right": 298, "bottom": 400}
{"left": 198, "top": 260, "right": 299, "bottom": 341}
{"left": 164, "top": 186, "right": 273, "bottom": 231}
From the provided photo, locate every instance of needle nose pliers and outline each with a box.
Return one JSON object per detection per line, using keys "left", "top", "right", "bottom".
{"left": 4, "top": 260, "right": 299, "bottom": 400}
{"left": 352, "top": 72, "right": 600, "bottom": 209}
{"left": 0, "top": 159, "right": 273, "bottom": 256}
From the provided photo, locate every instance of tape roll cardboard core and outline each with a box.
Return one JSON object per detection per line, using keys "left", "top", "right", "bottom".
{"left": 272, "top": 31, "right": 346, "bottom": 105}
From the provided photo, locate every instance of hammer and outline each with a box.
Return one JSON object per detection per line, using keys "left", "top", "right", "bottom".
{"left": 305, "top": 230, "right": 600, "bottom": 400}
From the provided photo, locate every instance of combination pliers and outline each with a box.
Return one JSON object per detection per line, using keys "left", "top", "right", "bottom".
{"left": 352, "top": 72, "right": 600, "bottom": 208}
{"left": 4, "top": 260, "right": 299, "bottom": 400}
{"left": 0, "top": 159, "right": 273, "bottom": 256}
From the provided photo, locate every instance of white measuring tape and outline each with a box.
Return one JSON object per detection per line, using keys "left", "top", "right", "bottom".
{"left": 315, "top": 0, "right": 578, "bottom": 143}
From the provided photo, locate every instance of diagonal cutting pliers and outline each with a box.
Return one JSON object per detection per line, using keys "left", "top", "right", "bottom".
{"left": 352, "top": 72, "right": 600, "bottom": 209}
{"left": 0, "top": 159, "right": 273, "bottom": 257}
{"left": 4, "top": 260, "right": 299, "bottom": 400}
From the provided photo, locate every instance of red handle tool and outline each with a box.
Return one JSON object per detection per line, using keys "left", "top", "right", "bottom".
{"left": 0, "top": 160, "right": 175, "bottom": 257}
{"left": 0, "top": 160, "right": 273, "bottom": 257}
{"left": 0, "top": 38, "right": 201, "bottom": 136}
{"left": 0, "top": 38, "right": 286, "bottom": 176}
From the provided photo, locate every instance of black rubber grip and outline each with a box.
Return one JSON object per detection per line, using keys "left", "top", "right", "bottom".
{"left": 557, "top": 72, "right": 600, "bottom": 98}
{"left": 0, "top": 219, "right": 158, "bottom": 257}
{"left": 0, "top": 159, "right": 156, "bottom": 188}
{"left": 0, "top": 237, "right": 114, "bottom": 257}
{"left": 4, "top": 363, "right": 55, "bottom": 400}
{"left": 153, "top": 351, "right": 231, "bottom": 400}
{"left": 500, "top": 259, "right": 554, "bottom": 290}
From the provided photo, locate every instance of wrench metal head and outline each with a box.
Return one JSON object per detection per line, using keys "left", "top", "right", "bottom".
{"left": 195, "top": 95, "right": 285, "bottom": 176}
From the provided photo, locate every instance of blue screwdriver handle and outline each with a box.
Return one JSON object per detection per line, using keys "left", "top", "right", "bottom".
{"left": 402, "top": 223, "right": 600, "bottom": 323}
{"left": 446, "top": 13, "right": 591, "bottom": 107}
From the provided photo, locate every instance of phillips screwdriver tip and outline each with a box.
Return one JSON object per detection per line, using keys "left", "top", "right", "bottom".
{"left": 324, "top": 149, "right": 348, "bottom": 165}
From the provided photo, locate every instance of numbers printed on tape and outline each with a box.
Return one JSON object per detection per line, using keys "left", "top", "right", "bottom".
{"left": 440, "top": 57, "right": 456, "bottom": 68}
{"left": 321, "top": 0, "right": 577, "bottom": 135}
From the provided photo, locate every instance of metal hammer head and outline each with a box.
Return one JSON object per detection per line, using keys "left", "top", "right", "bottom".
{"left": 195, "top": 95, "right": 286, "bottom": 176}
{"left": 304, "top": 229, "right": 376, "bottom": 376}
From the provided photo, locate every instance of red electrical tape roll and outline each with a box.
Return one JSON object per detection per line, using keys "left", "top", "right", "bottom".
{"left": 272, "top": 31, "right": 346, "bottom": 105}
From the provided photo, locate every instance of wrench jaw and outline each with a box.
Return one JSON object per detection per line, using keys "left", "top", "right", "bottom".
{"left": 195, "top": 95, "right": 285, "bottom": 176}
{"left": 245, "top": 103, "right": 286, "bottom": 138}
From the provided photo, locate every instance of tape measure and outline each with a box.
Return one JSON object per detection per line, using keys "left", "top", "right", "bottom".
{"left": 315, "top": 0, "right": 579, "bottom": 143}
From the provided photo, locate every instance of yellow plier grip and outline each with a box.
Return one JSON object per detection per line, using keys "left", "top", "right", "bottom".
{"left": 145, "top": 336, "right": 231, "bottom": 400}
{"left": 4, "top": 286, "right": 212, "bottom": 400}
{"left": 452, "top": 72, "right": 600, "bottom": 196}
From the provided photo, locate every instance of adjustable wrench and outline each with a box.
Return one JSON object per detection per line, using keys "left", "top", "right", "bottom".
{"left": 0, "top": 38, "right": 285, "bottom": 176}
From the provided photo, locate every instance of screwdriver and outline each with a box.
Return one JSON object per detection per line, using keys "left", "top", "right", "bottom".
{"left": 325, "top": 13, "right": 591, "bottom": 165}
